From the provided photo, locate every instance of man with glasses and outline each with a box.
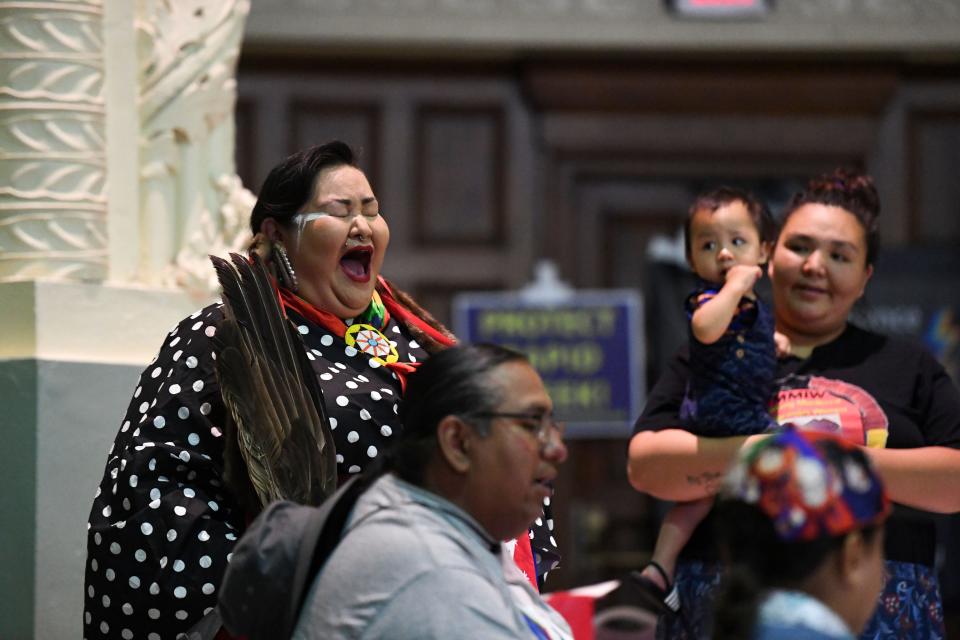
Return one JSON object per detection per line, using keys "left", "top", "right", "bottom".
{"left": 292, "top": 344, "right": 572, "bottom": 639}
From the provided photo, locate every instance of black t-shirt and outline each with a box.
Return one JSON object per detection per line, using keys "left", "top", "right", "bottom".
{"left": 634, "top": 323, "right": 960, "bottom": 566}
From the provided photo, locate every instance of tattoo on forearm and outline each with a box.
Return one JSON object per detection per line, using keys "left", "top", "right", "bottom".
{"left": 686, "top": 471, "right": 724, "bottom": 494}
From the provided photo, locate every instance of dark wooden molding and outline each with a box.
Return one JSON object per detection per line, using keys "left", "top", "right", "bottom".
{"left": 542, "top": 150, "right": 863, "bottom": 288}
{"left": 522, "top": 63, "right": 899, "bottom": 116}
{"left": 287, "top": 99, "right": 383, "bottom": 189}
{"left": 413, "top": 105, "right": 507, "bottom": 248}
{"left": 907, "top": 108, "right": 960, "bottom": 245}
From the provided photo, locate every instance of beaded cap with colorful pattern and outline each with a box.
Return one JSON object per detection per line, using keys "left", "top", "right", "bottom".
{"left": 721, "top": 426, "right": 891, "bottom": 542}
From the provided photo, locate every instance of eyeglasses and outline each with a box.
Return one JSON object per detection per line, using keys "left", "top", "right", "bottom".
{"left": 468, "top": 411, "right": 565, "bottom": 445}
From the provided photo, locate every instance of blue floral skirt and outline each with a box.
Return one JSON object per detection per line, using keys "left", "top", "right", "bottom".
{"left": 861, "top": 560, "right": 945, "bottom": 640}
{"left": 654, "top": 560, "right": 945, "bottom": 640}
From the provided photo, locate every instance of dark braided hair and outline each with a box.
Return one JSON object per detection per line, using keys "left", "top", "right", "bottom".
{"left": 782, "top": 168, "right": 881, "bottom": 266}
{"left": 377, "top": 278, "right": 455, "bottom": 354}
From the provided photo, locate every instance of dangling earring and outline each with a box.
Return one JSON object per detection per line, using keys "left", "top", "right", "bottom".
{"left": 273, "top": 243, "right": 299, "bottom": 292}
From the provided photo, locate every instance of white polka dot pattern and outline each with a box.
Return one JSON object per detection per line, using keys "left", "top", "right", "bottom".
{"left": 82, "top": 301, "right": 499, "bottom": 639}
{"left": 284, "top": 307, "right": 433, "bottom": 478}
{"left": 84, "top": 304, "right": 240, "bottom": 639}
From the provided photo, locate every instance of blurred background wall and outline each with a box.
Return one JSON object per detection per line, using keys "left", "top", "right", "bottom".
{"left": 237, "top": 0, "right": 960, "bottom": 621}
{"left": 2, "top": 1, "right": 960, "bottom": 637}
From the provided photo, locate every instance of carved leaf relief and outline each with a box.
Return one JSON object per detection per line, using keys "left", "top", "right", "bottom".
{"left": 2, "top": 161, "right": 104, "bottom": 200}
{"left": 0, "top": 113, "right": 104, "bottom": 155}
{"left": 162, "top": 173, "right": 255, "bottom": 293}
{"left": 0, "top": 257, "right": 106, "bottom": 282}
{"left": 137, "top": 0, "right": 248, "bottom": 126}
{"left": 0, "top": 4, "right": 106, "bottom": 282}
{"left": 0, "top": 205, "right": 107, "bottom": 281}
{"left": 136, "top": 0, "right": 252, "bottom": 291}
{"left": 0, "top": 11, "right": 102, "bottom": 55}
{"left": 1, "top": 61, "right": 104, "bottom": 103}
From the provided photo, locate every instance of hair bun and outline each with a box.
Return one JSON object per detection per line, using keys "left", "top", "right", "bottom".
{"left": 805, "top": 168, "right": 880, "bottom": 220}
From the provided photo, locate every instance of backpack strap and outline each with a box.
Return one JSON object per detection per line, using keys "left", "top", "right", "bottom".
{"left": 280, "top": 473, "right": 374, "bottom": 638}
{"left": 218, "top": 473, "right": 380, "bottom": 640}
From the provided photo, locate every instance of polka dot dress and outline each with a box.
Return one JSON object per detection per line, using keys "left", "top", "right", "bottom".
{"left": 286, "top": 308, "right": 427, "bottom": 478}
{"left": 83, "top": 303, "right": 426, "bottom": 639}
{"left": 84, "top": 305, "right": 236, "bottom": 640}
{"left": 84, "top": 301, "right": 561, "bottom": 638}
{"left": 530, "top": 494, "right": 561, "bottom": 579}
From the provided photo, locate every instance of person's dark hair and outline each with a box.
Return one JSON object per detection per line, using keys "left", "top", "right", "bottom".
{"left": 712, "top": 438, "right": 882, "bottom": 639}
{"left": 782, "top": 168, "right": 881, "bottom": 266}
{"left": 249, "top": 141, "right": 358, "bottom": 234}
{"left": 684, "top": 187, "right": 777, "bottom": 264}
{"left": 390, "top": 344, "right": 530, "bottom": 485}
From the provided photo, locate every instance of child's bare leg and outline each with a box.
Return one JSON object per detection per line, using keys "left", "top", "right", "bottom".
{"left": 641, "top": 496, "right": 714, "bottom": 588}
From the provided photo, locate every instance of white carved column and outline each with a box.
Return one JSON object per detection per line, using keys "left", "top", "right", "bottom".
{"left": 0, "top": 0, "right": 107, "bottom": 282}
{"left": 0, "top": 2, "right": 252, "bottom": 637}
{"left": 138, "top": 0, "right": 254, "bottom": 292}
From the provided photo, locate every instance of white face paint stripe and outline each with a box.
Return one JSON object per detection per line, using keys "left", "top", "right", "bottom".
{"left": 289, "top": 211, "right": 333, "bottom": 253}
{"left": 288, "top": 209, "right": 380, "bottom": 252}
{"left": 293, "top": 211, "right": 332, "bottom": 226}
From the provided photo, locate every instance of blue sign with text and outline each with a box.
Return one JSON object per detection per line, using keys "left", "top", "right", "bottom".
{"left": 453, "top": 290, "right": 644, "bottom": 438}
